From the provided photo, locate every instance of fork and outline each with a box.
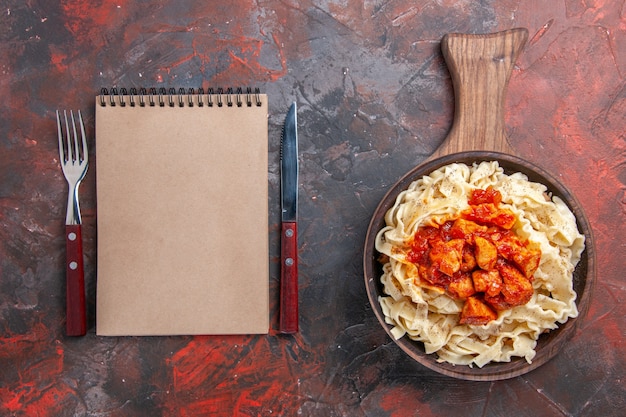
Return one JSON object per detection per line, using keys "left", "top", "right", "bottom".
{"left": 56, "top": 110, "right": 88, "bottom": 336}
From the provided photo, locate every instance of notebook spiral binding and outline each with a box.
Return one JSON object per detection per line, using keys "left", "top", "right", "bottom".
{"left": 99, "top": 87, "right": 263, "bottom": 108}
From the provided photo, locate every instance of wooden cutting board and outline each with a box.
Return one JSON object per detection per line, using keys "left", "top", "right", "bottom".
{"left": 364, "top": 28, "right": 595, "bottom": 381}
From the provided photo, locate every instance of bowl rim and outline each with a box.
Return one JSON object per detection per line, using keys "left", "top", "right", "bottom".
{"left": 363, "top": 151, "right": 595, "bottom": 381}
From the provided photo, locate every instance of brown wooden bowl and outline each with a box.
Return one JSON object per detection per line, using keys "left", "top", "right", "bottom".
{"left": 362, "top": 29, "right": 595, "bottom": 381}
{"left": 363, "top": 151, "right": 595, "bottom": 381}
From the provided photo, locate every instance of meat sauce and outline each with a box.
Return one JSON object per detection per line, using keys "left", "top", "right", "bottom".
{"left": 407, "top": 187, "right": 541, "bottom": 325}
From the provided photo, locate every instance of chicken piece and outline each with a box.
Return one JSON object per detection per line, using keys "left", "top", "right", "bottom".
{"left": 495, "top": 234, "right": 541, "bottom": 279}
{"left": 449, "top": 218, "right": 487, "bottom": 239}
{"left": 474, "top": 236, "right": 498, "bottom": 270}
{"left": 498, "top": 261, "right": 534, "bottom": 306}
{"left": 446, "top": 239, "right": 465, "bottom": 255}
{"left": 418, "top": 264, "right": 450, "bottom": 289}
{"left": 513, "top": 244, "right": 541, "bottom": 279}
{"left": 490, "top": 208, "right": 516, "bottom": 229}
{"left": 484, "top": 292, "right": 511, "bottom": 311}
{"left": 459, "top": 296, "right": 498, "bottom": 325}
{"left": 468, "top": 186, "right": 502, "bottom": 205}
{"left": 472, "top": 269, "right": 502, "bottom": 297}
{"left": 460, "top": 245, "right": 477, "bottom": 272}
{"left": 463, "top": 203, "right": 516, "bottom": 229}
{"left": 418, "top": 264, "right": 433, "bottom": 284}
{"left": 447, "top": 273, "right": 476, "bottom": 299}
{"left": 429, "top": 239, "right": 464, "bottom": 277}
{"left": 494, "top": 232, "right": 523, "bottom": 262}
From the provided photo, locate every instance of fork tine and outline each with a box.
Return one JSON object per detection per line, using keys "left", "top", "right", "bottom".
{"left": 63, "top": 110, "right": 72, "bottom": 163}
{"left": 66, "top": 110, "right": 76, "bottom": 164}
{"left": 70, "top": 110, "right": 79, "bottom": 163}
{"left": 77, "top": 110, "right": 88, "bottom": 163}
{"left": 56, "top": 110, "right": 65, "bottom": 164}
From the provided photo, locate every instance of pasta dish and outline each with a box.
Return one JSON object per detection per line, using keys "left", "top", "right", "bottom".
{"left": 375, "top": 161, "right": 584, "bottom": 367}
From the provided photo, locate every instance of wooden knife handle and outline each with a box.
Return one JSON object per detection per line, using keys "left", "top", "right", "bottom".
{"left": 65, "top": 224, "right": 86, "bottom": 336}
{"left": 279, "top": 221, "right": 299, "bottom": 333}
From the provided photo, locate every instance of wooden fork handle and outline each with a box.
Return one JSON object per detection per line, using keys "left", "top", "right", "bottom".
{"left": 65, "top": 224, "right": 86, "bottom": 336}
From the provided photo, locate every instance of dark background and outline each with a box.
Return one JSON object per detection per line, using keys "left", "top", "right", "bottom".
{"left": 1, "top": 1, "right": 624, "bottom": 416}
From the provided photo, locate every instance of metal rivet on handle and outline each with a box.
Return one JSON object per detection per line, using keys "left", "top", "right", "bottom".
{"left": 69, "top": 261, "right": 78, "bottom": 270}
{"left": 285, "top": 258, "right": 294, "bottom": 266}
{"left": 68, "top": 232, "right": 77, "bottom": 241}
{"left": 285, "top": 229, "right": 294, "bottom": 238}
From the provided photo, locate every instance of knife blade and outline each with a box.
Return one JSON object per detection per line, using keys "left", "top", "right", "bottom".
{"left": 279, "top": 102, "right": 299, "bottom": 333}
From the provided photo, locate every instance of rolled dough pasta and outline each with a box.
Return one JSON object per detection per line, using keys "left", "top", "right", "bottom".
{"left": 375, "top": 161, "right": 584, "bottom": 367}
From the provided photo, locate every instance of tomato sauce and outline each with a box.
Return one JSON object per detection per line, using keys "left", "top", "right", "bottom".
{"left": 406, "top": 187, "right": 541, "bottom": 325}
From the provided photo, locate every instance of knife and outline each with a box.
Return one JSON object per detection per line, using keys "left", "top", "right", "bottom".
{"left": 279, "top": 102, "right": 299, "bottom": 333}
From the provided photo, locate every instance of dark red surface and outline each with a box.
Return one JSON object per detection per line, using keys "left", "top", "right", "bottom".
{"left": 0, "top": 1, "right": 624, "bottom": 416}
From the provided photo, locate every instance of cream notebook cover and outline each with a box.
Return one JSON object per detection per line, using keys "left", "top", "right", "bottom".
{"left": 95, "top": 89, "right": 269, "bottom": 336}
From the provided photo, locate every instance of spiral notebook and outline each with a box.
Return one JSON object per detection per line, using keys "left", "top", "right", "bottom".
{"left": 95, "top": 88, "right": 269, "bottom": 336}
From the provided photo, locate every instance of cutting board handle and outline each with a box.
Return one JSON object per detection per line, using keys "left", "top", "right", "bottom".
{"left": 433, "top": 28, "right": 528, "bottom": 157}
